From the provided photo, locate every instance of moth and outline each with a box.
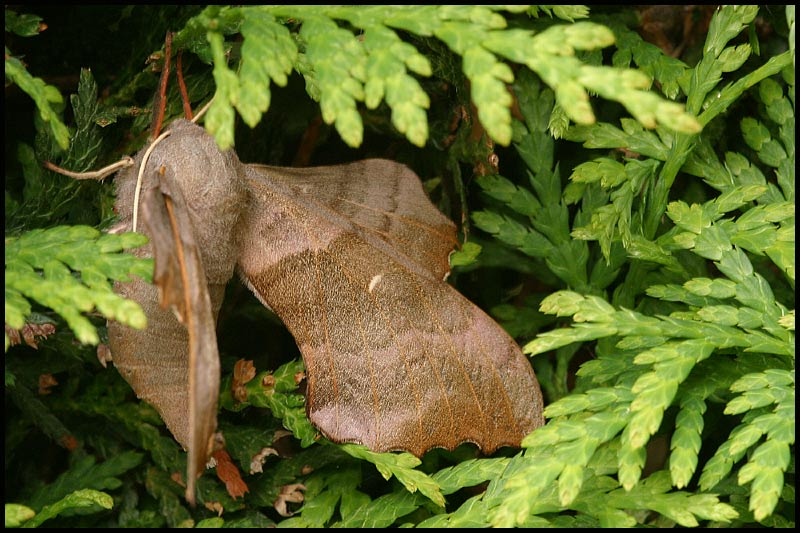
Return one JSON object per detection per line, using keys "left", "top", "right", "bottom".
{"left": 101, "top": 117, "right": 545, "bottom": 502}
{"left": 52, "top": 36, "right": 544, "bottom": 499}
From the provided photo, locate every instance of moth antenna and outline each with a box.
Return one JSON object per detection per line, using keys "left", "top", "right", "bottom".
{"left": 191, "top": 98, "right": 214, "bottom": 124}
{"left": 176, "top": 50, "right": 194, "bottom": 120}
{"left": 43, "top": 157, "right": 134, "bottom": 181}
{"left": 132, "top": 130, "right": 172, "bottom": 232}
{"left": 150, "top": 32, "right": 173, "bottom": 140}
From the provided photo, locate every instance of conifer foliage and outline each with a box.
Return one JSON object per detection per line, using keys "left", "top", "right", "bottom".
{"left": 5, "top": 5, "right": 794, "bottom": 528}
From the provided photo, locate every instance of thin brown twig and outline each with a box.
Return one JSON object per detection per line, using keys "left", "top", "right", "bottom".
{"left": 177, "top": 50, "right": 193, "bottom": 120}
{"left": 43, "top": 157, "right": 134, "bottom": 180}
{"left": 150, "top": 31, "right": 173, "bottom": 139}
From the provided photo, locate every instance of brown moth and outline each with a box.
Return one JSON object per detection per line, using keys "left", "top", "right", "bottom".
{"left": 107, "top": 118, "right": 544, "bottom": 504}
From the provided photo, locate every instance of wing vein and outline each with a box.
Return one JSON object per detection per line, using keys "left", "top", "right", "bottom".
{"left": 319, "top": 244, "right": 438, "bottom": 448}
{"left": 300, "top": 214, "right": 340, "bottom": 436}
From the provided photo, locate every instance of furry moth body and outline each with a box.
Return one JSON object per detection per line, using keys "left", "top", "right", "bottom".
{"left": 110, "top": 119, "right": 544, "bottom": 503}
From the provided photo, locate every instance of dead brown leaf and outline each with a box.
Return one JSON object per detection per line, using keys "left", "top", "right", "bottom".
{"left": 6, "top": 322, "right": 56, "bottom": 349}
{"left": 232, "top": 359, "right": 256, "bottom": 402}
{"left": 213, "top": 449, "right": 249, "bottom": 500}
{"left": 97, "top": 344, "right": 113, "bottom": 368}
{"left": 38, "top": 373, "right": 58, "bottom": 395}
{"left": 171, "top": 471, "right": 186, "bottom": 488}
{"left": 204, "top": 501, "right": 224, "bottom": 516}
{"left": 249, "top": 447, "right": 279, "bottom": 474}
{"left": 274, "top": 483, "right": 306, "bottom": 517}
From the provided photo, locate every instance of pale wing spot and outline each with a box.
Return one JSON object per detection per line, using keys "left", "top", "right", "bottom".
{"left": 368, "top": 274, "right": 383, "bottom": 293}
